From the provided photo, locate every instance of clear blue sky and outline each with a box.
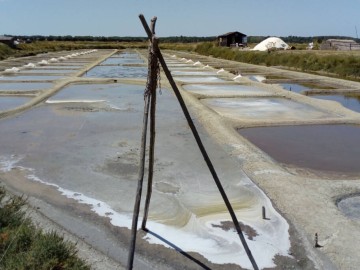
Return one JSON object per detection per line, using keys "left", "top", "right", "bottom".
{"left": 1, "top": 0, "right": 360, "bottom": 38}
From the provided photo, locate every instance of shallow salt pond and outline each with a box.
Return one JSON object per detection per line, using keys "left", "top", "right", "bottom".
{"left": 238, "top": 124, "right": 360, "bottom": 174}
{"left": 245, "top": 75, "right": 267, "bottom": 82}
{"left": 174, "top": 76, "right": 230, "bottom": 83}
{"left": 170, "top": 70, "right": 217, "bottom": 76}
{"left": 277, "top": 82, "right": 336, "bottom": 94}
{"left": 278, "top": 83, "right": 311, "bottom": 93}
{"left": 0, "top": 82, "right": 53, "bottom": 91}
{"left": 20, "top": 69, "right": 77, "bottom": 74}
{"left": 0, "top": 75, "right": 65, "bottom": 81}
{"left": 338, "top": 195, "right": 360, "bottom": 220}
{"left": 111, "top": 52, "right": 141, "bottom": 59}
{"left": 101, "top": 57, "right": 144, "bottom": 65}
{"left": 0, "top": 82, "right": 291, "bottom": 269}
{"left": 166, "top": 63, "right": 197, "bottom": 67}
{"left": 312, "top": 94, "right": 360, "bottom": 113}
{"left": 0, "top": 96, "right": 31, "bottom": 111}
{"left": 202, "top": 97, "right": 332, "bottom": 121}
{"left": 183, "top": 84, "right": 270, "bottom": 96}
{"left": 83, "top": 65, "right": 147, "bottom": 78}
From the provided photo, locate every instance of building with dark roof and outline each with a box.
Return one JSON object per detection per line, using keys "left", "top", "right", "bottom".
{"left": 0, "top": 36, "right": 17, "bottom": 48}
{"left": 218, "top": 31, "right": 247, "bottom": 47}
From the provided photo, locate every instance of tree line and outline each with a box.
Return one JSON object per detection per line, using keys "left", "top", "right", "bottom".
{"left": 5, "top": 34, "right": 360, "bottom": 44}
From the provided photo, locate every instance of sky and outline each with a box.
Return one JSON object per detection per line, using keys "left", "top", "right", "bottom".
{"left": 1, "top": 0, "right": 360, "bottom": 38}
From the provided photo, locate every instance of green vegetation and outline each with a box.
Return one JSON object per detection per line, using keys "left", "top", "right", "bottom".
{"left": 1, "top": 34, "right": 360, "bottom": 80}
{"left": 0, "top": 40, "right": 150, "bottom": 60}
{"left": 0, "top": 187, "right": 89, "bottom": 270}
{"left": 0, "top": 43, "right": 15, "bottom": 60}
{"left": 194, "top": 42, "right": 360, "bottom": 80}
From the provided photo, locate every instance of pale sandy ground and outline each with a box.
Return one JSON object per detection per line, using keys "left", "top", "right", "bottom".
{"left": 1, "top": 49, "right": 360, "bottom": 269}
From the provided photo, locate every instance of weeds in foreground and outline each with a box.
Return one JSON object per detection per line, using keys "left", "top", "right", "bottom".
{"left": 0, "top": 187, "right": 89, "bottom": 270}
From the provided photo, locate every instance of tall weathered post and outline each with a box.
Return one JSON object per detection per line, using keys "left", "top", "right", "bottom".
{"left": 127, "top": 16, "right": 159, "bottom": 270}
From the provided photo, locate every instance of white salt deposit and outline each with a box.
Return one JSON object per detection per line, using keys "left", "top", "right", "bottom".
{"left": 0, "top": 155, "right": 24, "bottom": 172}
{"left": 49, "top": 58, "right": 59, "bottom": 63}
{"left": 217, "top": 68, "right": 225, "bottom": 74}
{"left": 23, "top": 63, "right": 36, "bottom": 69}
{"left": 251, "top": 75, "right": 266, "bottom": 82}
{"left": 193, "top": 61, "right": 202, "bottom": 66}
{"left": 0, "top": 155, "right": 292, "bottom": 269}
{"left": 4, "top": 67, "right": 20, "bottom": 73}
{"left": 58, "top": 56, "right": 67, "bottom": 61}
{"left": 253, "top": 37, "right": 289, "bottom": 51}
{"left": 233, "top": 74, "right": 242, "bottom": 80}
{"left": 186, "top": 59, "right": 194, "bottom": 64}
{"left": 37, "top": 60, "right": 49, "bottom": 65}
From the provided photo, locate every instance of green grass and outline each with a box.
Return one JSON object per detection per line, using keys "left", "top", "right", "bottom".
{"left": 0, "top": 43, "right": 15, "bottom": 60}
{"left": 194, "top": 42, "right": 360, "bottom": 80}
{"left": 0, "top": 40, "right": 150, "bottom": 60}
{"left": 0, "top": 187, "right": 89, "bottom": 270}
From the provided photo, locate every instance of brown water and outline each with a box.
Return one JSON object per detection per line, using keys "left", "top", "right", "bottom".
{"left": 238, "top": 125, "right": 360, "bottom": 174}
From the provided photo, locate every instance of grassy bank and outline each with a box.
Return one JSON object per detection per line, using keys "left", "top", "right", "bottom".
{"left": 0, "top": 44, "right": 16, "bottom": 60}
{"left": 194, "top": 42, "right": 360, "bottom": 79}
{"left": 0, "top": 187, "right": 89, "bottom": 270}
{"left": 0, "top": 40, "right": 151, "bottom": 60}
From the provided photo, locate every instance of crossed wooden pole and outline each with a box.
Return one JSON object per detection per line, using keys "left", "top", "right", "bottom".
{"left": 127, "top": 14, "right": 259, "bottom": 270}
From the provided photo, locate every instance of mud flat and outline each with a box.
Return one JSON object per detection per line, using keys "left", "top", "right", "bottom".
{"left": 1, "top": 49, "right": 360, "bottom": 269}
{"left": 0, "top": 82, "right": 295, "bottom": 269}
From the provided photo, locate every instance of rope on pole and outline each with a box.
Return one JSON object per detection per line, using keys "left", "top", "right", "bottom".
{"left": 127, "top": 18, "right": 158, "bottom": 269}
{"left": 142, "top": 36, "right": 159, "bottom": 229}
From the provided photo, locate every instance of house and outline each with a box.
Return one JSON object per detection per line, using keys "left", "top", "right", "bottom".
{"left": 320, "top": 39, "right": 360, "bottom": 51}
{"left": 218, "top": 31, "right": 247, "bottom": 47}
{"left": 0, "top": 36, "right": 17, "bottom": 48}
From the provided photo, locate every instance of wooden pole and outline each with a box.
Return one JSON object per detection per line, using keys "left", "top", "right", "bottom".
{"left": 142, "top": 18, "right": 159, "bottom": 230}
{"left": 127, "top": 94, "right": 150, "bottom": 270}
{"left": 127, "top": 17, "right": 158, "bottom": 269}
{"left": 138, "top": 14, "right": 259, "bottom": 270}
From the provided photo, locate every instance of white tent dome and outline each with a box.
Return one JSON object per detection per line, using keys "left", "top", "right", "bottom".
{"left": 253, "top": 37, "right": 289, "bottom": 51}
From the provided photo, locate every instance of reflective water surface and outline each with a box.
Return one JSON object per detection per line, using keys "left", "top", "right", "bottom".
{"left": 312, "top": 94, "right": 360, "bottom": 113}
{"left": 238, "top": 124, "right": 360, "bottom": 173}
{"left": 0, "top": 96, "right": 31, "bottom": 111}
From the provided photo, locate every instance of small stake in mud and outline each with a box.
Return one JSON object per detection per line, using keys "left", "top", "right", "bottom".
{"left": 262, "top": 206, "right": 266, "bottom": 219}
{"left": 314, "top": 233, "right": 322, "bottom": 248}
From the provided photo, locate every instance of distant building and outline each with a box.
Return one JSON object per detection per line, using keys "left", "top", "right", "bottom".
{"left": 320, "top": 39, "right": 360, "bottom": 51}
{"left": 0, "top": 36, "right": 17, "bottom": 48}
{"left": 218, "top": 31, "right": 247, "bottom": 47}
